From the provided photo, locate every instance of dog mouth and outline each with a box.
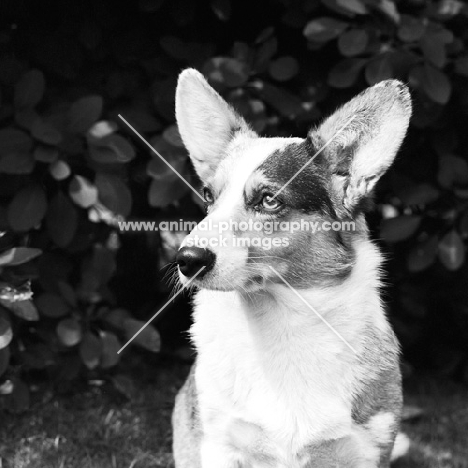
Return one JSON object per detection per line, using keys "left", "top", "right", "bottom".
{"left": 179, "top": 270, "right": 268, "bottom": 292}
{"left": 178, "top": 271, "right": 236, "bottom": 292}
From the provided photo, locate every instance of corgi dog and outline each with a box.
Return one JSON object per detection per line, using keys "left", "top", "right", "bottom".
{"left": 172, "top": 68, "right": 411, "bottom": 468}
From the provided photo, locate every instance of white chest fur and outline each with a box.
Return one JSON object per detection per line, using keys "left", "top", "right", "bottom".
{"left": 190, "top": 241, "right": 389, "bottom": 464}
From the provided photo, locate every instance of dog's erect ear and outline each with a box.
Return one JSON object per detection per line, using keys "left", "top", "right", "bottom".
{"left": 310, "top": 80, "right": 411, "bottom": 211}
{"left": 176, "top": 69, "right": 253, "bottom": 181}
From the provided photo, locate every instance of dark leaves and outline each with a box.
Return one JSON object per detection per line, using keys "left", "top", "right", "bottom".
{"left": 36, "top": 293, "right": 70, "bottom": 318}
{"left": 203, "top": 57, "right": 249, "bottom": 88}
{"left": 47, "top": 192, "right": 78, "bottom": 248}
{"left": 88, "top": 134, "right": 135, "bottom": 164}
{"left": 408, "top": 236, "right": 438, "bottom": 272}
{"left": 0, "top": 152, "right": 35, "bottom": 175}
{"left": 14, "top": 70, "right": 45, "bottom": 109}
{"left": 437, "top": 154, "right": 468, "bottom": 188}
{"left": 68, "top": 96, "right": 103, "bottom": 134}
{"left": 252, "top": 81, "right": 304, "bottom": 118}
{"left": 398, "top": 184, "right": 440, "bottom": 206}
{"left": 420, "top": 32, "right": 447, "bottom": 68}
{"left": 328, "top": 59, "right": 366, "bottom": 88}
{"left": 322, "top": 0, "right": 367, "bottom": 16}
{"left": 211, "top": 0, "right": 231, "bottom": 21}
{"left": 0, "top": 312, "right": 12, "bottom": 350}
{"left": 0, "top": 347, "right": 10, "bottom": 377}
{"left": 123, "top": 319, "right": 161, "bottom": 353}
{"left": 148, "top": 177, "right": 189, "bottom": 208}
{"left": 96, "top": 174, "right": 132, "bottom": 217}
{"left": 9, "top": 377, "right": 30, "bottom": 412}
{"left": 57, "top": 318, "right": 82, "bottom": 347}
{"left": 7, "top": 185, "right": 48, "bottom": 232}
{"left": 100, "top": 331, "right": 120, "bottom": 368}
{"left": 338, "top": 29, "right": 368, "bottom": 57}
{"left": 380, "top": 216, "right": 422, "bottom": 243}
{"left": 69, "top": 176, "right": 98, "bottom": 208}
{"left": 410, "top": 64, "right": 451, "bottom": 104}
{"left": 454, "top": 56, "right": 468, "bottom": 77}
{"left": 0, "top": 128, "right": 33, "bottom": 156}
{"left": 268, "top": 56, "right": 299, "bottom": 82}
{"left": 0, "top": 248, "right": 42, "bottom": 266}
{"left": 303, "top": 17, "right": 348, "bottom": 43}
{"left": 9, "top": 301, "right": 39, "bottom": 321}
{"left": 439, "top": 231, "right": 465, "bottom": 271}
{"left": 398, "top": 15, "right": 425, "bottom": 43}
{"left": 31, "top": 118, "right": 62, "bottom": 146}
{"left": 365, "top": 54, "right": 393, "bottom": 85}
{"left": 49, "top": 160, "right": 71, "bottom": 181}
{"left": 79, "top": 332, "right": 102, "bottom": 369}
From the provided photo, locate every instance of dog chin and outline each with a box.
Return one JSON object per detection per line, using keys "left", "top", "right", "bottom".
{"left": 178, "top": 272, "right": 235, "bottom": 291}
{"left": 195, "top": 279, "right": 236, "bottom": 291}
{"left": 204, "top": 276, "right": 269, "bottom": 293}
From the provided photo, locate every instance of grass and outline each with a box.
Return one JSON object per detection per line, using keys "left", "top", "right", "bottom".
{"left": 0, "top": 357, "right": 186, "bottom": 468}
{"left": 1, "top": 358, "right": 467, "bottom": 468}
{"left": 395, "top": 375, "right": 468, "bottom": 468}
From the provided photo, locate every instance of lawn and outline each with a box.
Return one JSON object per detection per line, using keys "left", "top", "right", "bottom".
{"left": 1, "top": 356, "right": 467, "bottom": 468}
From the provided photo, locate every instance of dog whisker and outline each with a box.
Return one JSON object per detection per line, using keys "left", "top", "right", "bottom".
{"left": 247, "top": 255, "right": 291, "bottom": 261}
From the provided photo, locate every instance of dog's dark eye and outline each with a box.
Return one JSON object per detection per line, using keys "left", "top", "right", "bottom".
{"left": 261, "top": 193, "right": 281, "bottom": 212}
{"left": 203, "top": 188, "right": 214, "bottom": 204}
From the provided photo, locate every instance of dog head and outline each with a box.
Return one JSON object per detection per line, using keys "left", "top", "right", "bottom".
{"left": 175, "top": 69, "right": 411, "bottom": 291}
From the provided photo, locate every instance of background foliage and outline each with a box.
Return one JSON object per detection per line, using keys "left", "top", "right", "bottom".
{"left": 0, "top": 0, "right": 468, "bottom": 410}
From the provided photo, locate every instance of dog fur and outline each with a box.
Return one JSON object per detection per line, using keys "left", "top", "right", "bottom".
{"left": 172, "top": 69, "right": 412, "bottom": 468}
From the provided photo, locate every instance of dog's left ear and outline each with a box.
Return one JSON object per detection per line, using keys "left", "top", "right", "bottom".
{"left": 176, "top": 68, "right": 253, "bottom": 182}
{"left": 310, "top": 80, "right": 411, "bottom": 211}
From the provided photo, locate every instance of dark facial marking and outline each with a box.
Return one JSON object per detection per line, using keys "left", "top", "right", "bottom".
{"left": 256, "top": 140, "right": 335, "bottom": 215}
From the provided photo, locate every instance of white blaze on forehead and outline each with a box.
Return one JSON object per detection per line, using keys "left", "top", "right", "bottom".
{"left": 211, "top": 136, "right": 304, "bottom": 216}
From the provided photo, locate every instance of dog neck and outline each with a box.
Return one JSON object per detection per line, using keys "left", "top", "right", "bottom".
{"left": 192, "top": 239, "right": 387, "bottom": 358}
{"left": 246, "top": 238, "right": 384, "bottom": 350}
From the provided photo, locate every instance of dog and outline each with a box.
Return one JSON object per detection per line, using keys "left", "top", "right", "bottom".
{"left": 172, "top": 68, "right": 411, "bottom": 468}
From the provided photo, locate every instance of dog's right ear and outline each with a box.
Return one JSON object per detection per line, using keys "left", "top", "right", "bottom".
{"left": 176, "top": 69, "right": 253, "bottom": 182}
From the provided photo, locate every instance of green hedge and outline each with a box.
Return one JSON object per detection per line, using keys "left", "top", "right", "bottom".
{"left": 1, "top": 0, "right": 468, "bottom": 410}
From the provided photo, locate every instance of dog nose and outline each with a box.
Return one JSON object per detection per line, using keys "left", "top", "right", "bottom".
{"left": 176, "top": 247, "right": 215, "bottom": 278}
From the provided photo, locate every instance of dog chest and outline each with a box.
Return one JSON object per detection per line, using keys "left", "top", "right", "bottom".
{"left": 191, "top": 289, "right": 360, "bottom": 453}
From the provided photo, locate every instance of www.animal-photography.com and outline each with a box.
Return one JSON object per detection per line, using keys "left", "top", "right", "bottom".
{"left": 0, "top": 1, "right": 467, "bottom": 467}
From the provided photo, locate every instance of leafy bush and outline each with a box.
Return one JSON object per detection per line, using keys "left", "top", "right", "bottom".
{"left": 0, "top": 64, "right": 167, "bottom": 409}
{"left": 1, "top": 0, "right": 468, "bottom": 409}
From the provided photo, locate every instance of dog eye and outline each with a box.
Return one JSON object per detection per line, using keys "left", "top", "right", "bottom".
{"left": 203, "top": 188, "right": 214, "bottom": 204}
{"left": 261, "top": 194, "right": 281, "bottom": 211}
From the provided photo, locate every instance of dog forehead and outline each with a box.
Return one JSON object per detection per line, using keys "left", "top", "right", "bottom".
{"left": 213, "top": 136, "right": 304, "bottom": 193}
{"left": 256, "top": 139, "right": 316, "bottom": 181}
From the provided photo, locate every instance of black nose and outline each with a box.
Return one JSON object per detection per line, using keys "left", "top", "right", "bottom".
{"left": 176, "top": 247, "right": 215, "bottom": 278}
